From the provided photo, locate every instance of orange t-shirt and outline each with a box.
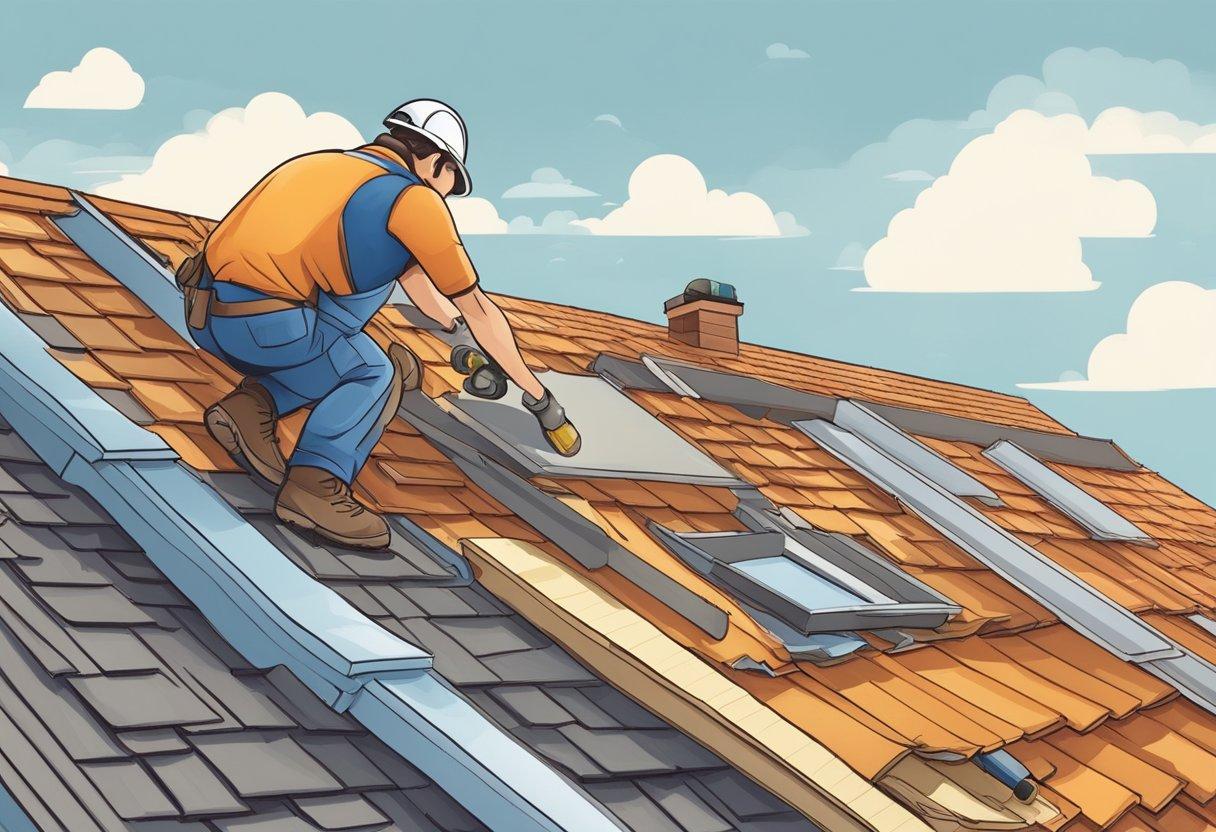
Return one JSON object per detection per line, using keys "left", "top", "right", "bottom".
{"left": 205, "top": 145, "right": 478, "bottom": 301}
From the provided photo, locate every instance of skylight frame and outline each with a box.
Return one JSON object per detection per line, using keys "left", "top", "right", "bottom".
{"left": 650, "top": 524, "right": 960, "bottom": 635}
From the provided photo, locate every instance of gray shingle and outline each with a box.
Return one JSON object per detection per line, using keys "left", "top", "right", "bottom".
{"left": 292, "top": 793, "right": 388, "bottom": 830}
{"left": 260, "top": 666, "right": 356, "bottom": 733}
{"left": 435, "top": 615, "right": 550, "bottom": 657}
{"left": 0, "top": 493, "right": 66, "bottom": 524}
{"left": 52, "top": 523, "right": 139, "bottom": 553}
{"left": 117, "top": 728, "right": 191, "bottom": 755}
{"left": 70, "top": 671, "right": 222, "bottom": 730}
{"left": 364, "top": 791, "right": 443, "bottom": 832}
{"left": 394, "top": 619, "right": 499, "bottom": 686}
{"left": 0, "top": 519, "right": 66, "bottom": 559}
{"left": 559, "top": 726, "right": 720, "bottom": 777}
{"left": 33, "top": 584, "right": 155, "bottom": 625}
{"left": 0, "top": 430, "right": 40, "bottom": 463}
{"left": 189, "top": 733, "right": 342, "bottom": 797}
{"left": 16, "top": 312, "right": 85, "bottom": 351}
{"left": 509, "top": 726, "right": 606, "bottom": 780}
{"left": 583, "top": 781, "right": 684, "bottom": 832}
{"left": 545, "top": 687, "right": 621, "bottom": 729}
{"left": 581, "top": 686, "right": 669, "bottom": 730}
{"left": 398, "top": 586, "right": 479, "bottom": 617}
{"left": 318, "top": 734, "right": 416, "bottom": 790}
{"left": 333, "top": 547, "right": 430, "bottom": 580}
{"left": 246, "top": 516, "right": 357, "bottom": 579}
{"left": 95, "top": 387, "right": 156, "bottom": 425}
{"left": 0, "top": 569, "right": 100, "bottom": 674}
{"left": 211, "top": 807, "right": 323, "bottom": 831}
{"left": 488, "top": 686, "right": 572, "bottom": 727}
{"left": 147, "top": 751, "right": 249, "bottom": 816}
{"left": 480, "top": 644, "right": 596, "bottom": 684}
{"left": 99, "top": 549, "right": 164, "bottom": 582}
{"left": 330, "top": 584, "right": 389, "bottom": 617}
{"left": 67, "top": 625, "right": 164, "bottom": 673}
{"left": 364, "top": 584, "right": 425, "bottom": 618}
{"left": 638, "top": 778, "right": 733, "bottom": 832}
{"left": 137, "top": 627, "right": 295, "bottom": 731}
{"left": 14, "top": 549, "right": 113, "bottom": 587}
{"left": 195, "top": 471, "right": 276, "bottom": 513}
{"left": 694, "top": 770, "right": 791, "bottom": 820}
{"left": 80, "top": 760, "right": 179, "bottom": 820}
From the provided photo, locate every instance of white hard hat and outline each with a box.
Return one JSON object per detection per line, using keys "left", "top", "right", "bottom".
{"left": 383, "top": 99, "right": 472, "bottom": 196}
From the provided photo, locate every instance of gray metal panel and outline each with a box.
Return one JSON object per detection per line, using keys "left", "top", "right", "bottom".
{"left": 983, "top": 440, "right": 1152, "bottom": 543}
{"left": 53, "top": 193, "right": 196, "bottom": 344}
{"left": 864, "top": 402, "right": 1139, "bottom": 471}
{"left": 796, "top": 418, "right": 1179, "bottom": 663}
{"left": 590, "top": 354, "right": 670, "bottom": 393}
{"left": 652, "top": 358, "right": 837, "bottom": 423}
{"left": 444, "top": 371, "right": 740, "bottom": 486}
{"left": 834, "top": 401, "right": 1001, "bottom": 505}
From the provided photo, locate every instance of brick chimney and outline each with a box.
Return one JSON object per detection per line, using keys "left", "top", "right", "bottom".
{"left": 664, "top": 278, "right": 743, "bottom": 355}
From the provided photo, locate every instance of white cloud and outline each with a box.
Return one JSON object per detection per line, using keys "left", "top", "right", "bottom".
{"left": 593, "top": 113, "right": 623, "bottom": 128}
{"left": 0, "top": 161, "right": 8, "bottom": 177}
{"left": 884, "top": 169, "right": 935, "bottom": 182}
{"left": 449, "top": 197, "right": 509, "bottom": 235}
{"left": 508, "top": 210, "right": 590, "bottom": 235}
{"left": 774, "top": 211, "right": 809, "bottom": 237}
{"left": 1086, "top": 107, "right": 1216, "bottom": 154}
{"left": 24, "top": 48, "right": 144, "bottom": 110}
{"left": 830, "top": 242, "right": 867, "bottom": 271}
{"left": 95, "top": 92, "right": 363, "bottom": 218}
{"left": 1021, "top": 281, "right": 1216, "bottom": 391}
{"left": 502, "top": 167, "right": 599, "bottom": 199}
{"left": 573, "top": 154, "right": 788, "bottom": 237}
{"left": 766, "top": 43, "right": 810, "bottom": 60}
{"left": 862, "top": 110, "right": 1156, "bottom": 292}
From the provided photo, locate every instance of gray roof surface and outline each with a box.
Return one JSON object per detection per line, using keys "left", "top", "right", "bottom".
{"left": 0, "top": 415, "right": 489, "bottom": 832}
{"left": 198, "top": 467, "right": 819, "bottom": 832}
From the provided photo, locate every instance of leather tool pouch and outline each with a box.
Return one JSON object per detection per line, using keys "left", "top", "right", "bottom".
{"left": 175, "top": 251, "right": 211, "bottom": 330}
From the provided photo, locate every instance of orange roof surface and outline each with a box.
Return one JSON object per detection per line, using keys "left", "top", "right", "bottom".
{"left": 3, "top": 173, "right": 1216, "bottom": 832}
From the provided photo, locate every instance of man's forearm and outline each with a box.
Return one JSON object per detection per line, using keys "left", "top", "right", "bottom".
{"left": 398, "top": 264, "right": 460, "bottom": 330}
{"left": 452, "top": 287, "right": 545, "bottom": 400}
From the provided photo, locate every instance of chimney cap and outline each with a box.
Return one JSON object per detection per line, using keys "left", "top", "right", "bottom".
{"left": 664, "top": 278, "right": 742, "bottom": 313}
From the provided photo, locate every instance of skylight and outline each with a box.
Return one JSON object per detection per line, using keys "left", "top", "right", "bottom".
{"left": 734, "top": 556, "right": 867, "bottom": 609}
{"left": 983, "top": 440, "right": 1152, "bottom": 544}
{"left": 651, "top": 521, "right": 959, "bottom": 636}
{"left": 443, "top": 371, "right": 740, "bottom": 485}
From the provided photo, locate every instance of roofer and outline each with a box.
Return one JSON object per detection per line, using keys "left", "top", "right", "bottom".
{"left": 180, "top": 99, "right": 582, "bottom": 550}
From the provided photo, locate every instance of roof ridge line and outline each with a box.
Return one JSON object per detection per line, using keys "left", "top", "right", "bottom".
{"left": 0, "top": 300, "right": 626, "bottom": 832}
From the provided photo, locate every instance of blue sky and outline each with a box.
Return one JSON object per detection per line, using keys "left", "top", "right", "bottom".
{"left": 3, "top": 0, "right": 1215, "bottom": 503}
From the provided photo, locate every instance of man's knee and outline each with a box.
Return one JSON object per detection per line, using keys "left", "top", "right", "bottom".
{"left": 343, "top": 336, "right": 394, "bottom": 391}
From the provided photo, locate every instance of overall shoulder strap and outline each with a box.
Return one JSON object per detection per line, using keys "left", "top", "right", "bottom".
{"left": 345, "top": 149, "right": 421, "bottom": 184}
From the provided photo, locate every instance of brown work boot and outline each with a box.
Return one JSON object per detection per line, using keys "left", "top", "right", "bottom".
{"left": 205, "top": 379, "right": 287, "bottom": 484}
{"left": 275, "top": 466, "right": 390, "bottom": 550}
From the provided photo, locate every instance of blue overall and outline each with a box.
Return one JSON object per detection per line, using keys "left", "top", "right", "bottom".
{"left": 194, "top": 150, "right": 421, "bottom": 484}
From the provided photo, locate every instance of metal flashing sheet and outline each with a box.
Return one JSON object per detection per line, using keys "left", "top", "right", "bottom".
{"left": 984, "top": 440, "right": 1152, "bottom": 543}
{"left": 835, "top": 400, "right": 1001, "bottom": 505}
{"left": 444, "top": 371, "right": 739, "bottom": 485}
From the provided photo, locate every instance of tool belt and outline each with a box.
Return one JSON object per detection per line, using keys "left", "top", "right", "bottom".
{"left": 175, "top": 251, "right": 311, "bottom": 330}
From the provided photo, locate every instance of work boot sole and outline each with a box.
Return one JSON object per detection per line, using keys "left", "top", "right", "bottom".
{"left": 274, "top": 504, "right": 392, "bottom": 551}
{"left": 205, "top": 404, "right": 286, "bottom": 486}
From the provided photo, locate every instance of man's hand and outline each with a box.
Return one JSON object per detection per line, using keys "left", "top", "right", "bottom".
{"left": 451, "top": 287, "right": 545, "bottom": 400}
